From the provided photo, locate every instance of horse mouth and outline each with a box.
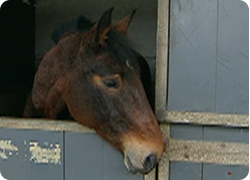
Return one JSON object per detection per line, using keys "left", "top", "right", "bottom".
{"left": 124, "top": 155, "right": 138, "bottom": 173}
{"left": 124, "top": 152, "right": 158, "bottom": 174}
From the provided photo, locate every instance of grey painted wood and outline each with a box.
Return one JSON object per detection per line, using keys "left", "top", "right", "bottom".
{"left": 170, "top": 162, "right": 202, "bottom": 180}
{"left": 170, "top": 124, "right": 203, "bottom": 140}
{"left": 168, "top": 0, "right": 248, "bottom": 180}
{"left": 64, "top": 132, "right": 143, "bottom": 180}
{"left": 0, "top": 128, "right": 63, "bottom": 180}
{"left": 203, "top": 164, "right": 248, "bottom": 180}
{"left": 203, "top": 1, "right": 249, "bottom": 180}
{"left": 215, "top": 0, "right": 249, "bottom": 114}
{"left": 204, "top": 126, "right": 248, "bottom": 143}
{"left": 168, "top": 0, "right": 218, "bottom": 112}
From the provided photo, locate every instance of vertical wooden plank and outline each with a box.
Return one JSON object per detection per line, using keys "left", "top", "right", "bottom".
{"left": 158, "top": 125, "right": 170, "bottom": 180}
{"left": 156, "top": 0, "right": 170, "bottom": 179}
{"left": 64, "top": 133, "right": 103, "bottom": 180}
{"left": 168, "top": 0, "right": 218, "bottom": 112}
{"left": 168, "top": 0, "right": 218, "bottom": 180}
{"left": 203, "top": 1, "right": 249, "bottom": 179}
{"left": 215, "top": 0, "right": 249, "bottom": 114}
{"left": 155, "top": 0, "right": 169, "bottom": 121}
{"left": 0, "top": 128, "right": 63, "bottom": 180}
{"left": 64, "top": 132, "right": 143, "bottom": 180}
{"left": 170, "top": 162, "right": 202, "bottom": 180}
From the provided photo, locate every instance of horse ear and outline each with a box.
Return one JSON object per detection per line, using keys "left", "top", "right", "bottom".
{"left": 94, "top": 7, "right": 114, "bottom": 44}
{"left": 113, "top": 9, "right": 136, "bottom": 36}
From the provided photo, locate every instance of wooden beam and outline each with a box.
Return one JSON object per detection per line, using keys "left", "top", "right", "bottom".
{"left": 158, "top": 124, "right": 170, "bottom": 180}
{"left": 155, "top": 0, "right": 170, "bottom": 178}
{"left": 163, "top": 111, "right": 249, "bottom": 127}
{"left": 165, "top": 139, "right": 249, "bottom": 166}
{"left": 155, "top": 0, "right": 170, "bottom": 121}
{"left": 0, "top": 117, "right": 93, "bottom": 133}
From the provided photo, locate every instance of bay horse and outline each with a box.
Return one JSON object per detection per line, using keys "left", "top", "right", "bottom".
{"left": 24, "top": 8, "right": 163, "bottom": 174}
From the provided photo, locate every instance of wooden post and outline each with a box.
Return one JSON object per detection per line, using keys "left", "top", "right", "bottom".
{"left": 155, "top": 0, "right": 170, "bottom": 180}
{"left": 155, "top": 0, "right": 170, "bottom": 122}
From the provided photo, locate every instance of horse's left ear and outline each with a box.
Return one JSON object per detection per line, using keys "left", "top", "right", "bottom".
{"left": 94, "top": 7, "right": 114, "bottom": 44}
{"left": 113, "top": 9, "right": 136, "bottom": 36}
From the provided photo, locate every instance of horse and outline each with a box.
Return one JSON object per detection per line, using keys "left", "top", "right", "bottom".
{"left": 23, "top": 8, "right": 163, "bottom": 174}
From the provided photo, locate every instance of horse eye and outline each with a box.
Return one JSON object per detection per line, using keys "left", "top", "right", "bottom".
{"left": 103, "top": 79, "right": 120, "bottom": 89}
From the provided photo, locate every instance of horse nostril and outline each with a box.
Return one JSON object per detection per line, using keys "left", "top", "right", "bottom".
{"left": 143, "top": 154, "right": 158, "bottom": 173}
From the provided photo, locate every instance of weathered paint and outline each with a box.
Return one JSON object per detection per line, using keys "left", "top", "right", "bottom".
{"left": 0, "top": 128, "right": 64, "bottom": 180}
{"left": 0, "top": 140, "right": 18, "bottom": 160}
{"left": 29, "top": 141, "right": 61, "bottom": 165}
{"left": 0, "top": 139, "right": 61, "bottom": 165}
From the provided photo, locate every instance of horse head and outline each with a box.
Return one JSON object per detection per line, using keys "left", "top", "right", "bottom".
{"left": 25, "top": 8, "right": 163, "bottom": 174}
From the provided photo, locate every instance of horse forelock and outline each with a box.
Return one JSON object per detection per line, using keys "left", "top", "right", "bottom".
{"left": 53, "top": 13, "right": 140, "bottom": 70}
{"left": 81, "top": 29, "right": 139, "bottom": 68}
{"left": 106, "top": 30, "right": 138, "bottom": 64}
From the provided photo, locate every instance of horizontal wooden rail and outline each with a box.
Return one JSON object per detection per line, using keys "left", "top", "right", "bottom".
{"left": 0, "top": 117, "right": 93, "bottom": 133}
{"left": 163, "top": 111, "right": 249, "bottom": 127}
{"left": 167, "top": 139, "right": 248, "bottom": 166}
{"left": 0, "top": 114, "right": 248, "bottom": 180}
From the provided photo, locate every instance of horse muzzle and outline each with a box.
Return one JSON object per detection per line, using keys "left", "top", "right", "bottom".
{"left": 122, "top": 132, "right": 164, "bottom": 174}
{"left": 124, "top": 150, "right": 159, "bottom": 174}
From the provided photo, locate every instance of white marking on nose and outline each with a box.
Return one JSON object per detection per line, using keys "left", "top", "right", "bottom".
{"left": 126, "top": 60, "right": 130, "bottom": 67}
{"left": 126, "top": 60, "right": 134, "bottom": 70}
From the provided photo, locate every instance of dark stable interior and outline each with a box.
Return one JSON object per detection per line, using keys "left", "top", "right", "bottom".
{"left": 0, "top": 0, "right": 35, "bottom": 116}
{"left": 0, "top": 0, "right": 155, "bottom": 118}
